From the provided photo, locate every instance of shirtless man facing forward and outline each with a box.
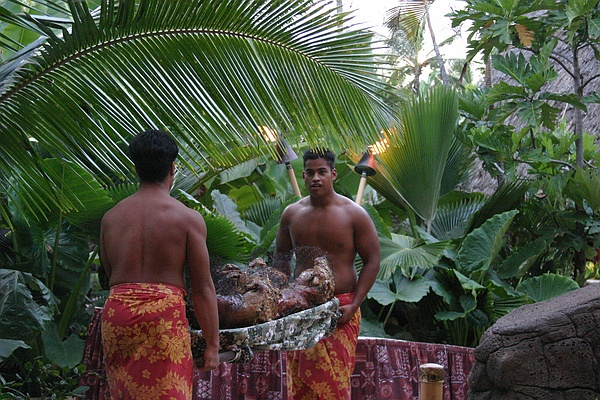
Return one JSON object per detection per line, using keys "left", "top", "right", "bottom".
{"left": 100, "top": 130, "right": 219, "bottom": 399}
{"left": 273, "top": 148, "right": 380, "bottom": 399}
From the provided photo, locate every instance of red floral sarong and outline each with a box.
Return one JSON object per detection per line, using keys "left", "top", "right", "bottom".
{"left": 101, "top": 283, "right": 193, "bottom": 399}
{"left": 285, "top": 293, "right": 360, "bottom": 400}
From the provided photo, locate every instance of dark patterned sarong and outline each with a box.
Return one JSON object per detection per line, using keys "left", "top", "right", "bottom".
{"left": 101, "top": 283, "right": 193, "bottom": 399}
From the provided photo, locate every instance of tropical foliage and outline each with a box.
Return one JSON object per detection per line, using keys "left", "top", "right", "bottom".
{"left": 356, "top": 87, "right": 579, "bottom": 346}
{"left": 1, "top": 0, "right": 599, "bottom": 397}
{"left": 0, "top": 0, "right": 396, "bottom": 396}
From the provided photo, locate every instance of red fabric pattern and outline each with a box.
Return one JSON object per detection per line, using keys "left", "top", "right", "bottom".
{"left": 101, "top": 283, "right": 193, "bottom": 399}
{"left": 81, "top": 308, "right": 474, "bottom": 400}
{"left": 285, "top": 292, "right": 359, "bottom": 399}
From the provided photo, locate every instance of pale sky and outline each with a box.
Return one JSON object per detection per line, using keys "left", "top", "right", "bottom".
{"left": 341, "top": 0, "right": 469, "bottom": 60}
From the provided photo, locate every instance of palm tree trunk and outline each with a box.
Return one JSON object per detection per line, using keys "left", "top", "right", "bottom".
{"left": 572, "top": 45, "right": 584, "bottom": 169}
{"left": 571, "top": 43, "right": 587, "bottom": 277}
{"left": 425, "top": 10, "right": 449, "bottom": 86}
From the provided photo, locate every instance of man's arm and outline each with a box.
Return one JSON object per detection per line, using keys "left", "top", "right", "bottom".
{"left": 272, "top": 206, "right": 294, "bottom": 277}
{"left": 186, "top": 210, "right": 220, "bottom": 371}
{"left": 340, "top": 206, "right": 380, "bottom": 324}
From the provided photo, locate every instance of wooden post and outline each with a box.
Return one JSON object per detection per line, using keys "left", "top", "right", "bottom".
{"left": 355, "top": 172, "right": 368, "bottom": 205}
{"left": 419, "top": 363, "right": 444, "bottom": 400}
{"left": 286, "top": 162, "right": 301, "bottom": 197}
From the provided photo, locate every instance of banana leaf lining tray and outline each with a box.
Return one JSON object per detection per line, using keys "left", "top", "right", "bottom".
{"left": 191, "top": 297, "right": 340, "bottom": 365}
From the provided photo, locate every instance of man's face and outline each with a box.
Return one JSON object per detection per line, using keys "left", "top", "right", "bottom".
{"left": 302, "top": 158, "right": 336, "bottom": 195}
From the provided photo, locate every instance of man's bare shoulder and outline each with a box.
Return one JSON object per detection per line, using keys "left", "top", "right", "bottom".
{"left": 282, "top": 196, "right": 310, "bottom": 213}
{"left": 101, "top": 195, "right": 134, "bottom": 222}
{"left": 336, "top": 194, "right": 372, "bottom": 219}
{"left": 336, "top": 194, "right": 365, "bottom": 209}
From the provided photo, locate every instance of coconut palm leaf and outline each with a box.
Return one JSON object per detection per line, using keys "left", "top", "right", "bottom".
{"left": 178, "top": 191, "right": 253, "bottom": 263}
{"left": 242, "top": 196, "right": 284, "bottom": 228}
{"left": 0, "top": 0, "right": 395, "bottom": 219}
{"left": 385, "top": 0, "right": 431, "bottom": 44}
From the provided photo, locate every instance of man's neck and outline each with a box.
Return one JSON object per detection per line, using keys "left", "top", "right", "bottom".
{"left": 137, "top": 180, "right": 171, "bottom": 195}
{"left": 309, "top": 192, "right": 337, "bottom": 208}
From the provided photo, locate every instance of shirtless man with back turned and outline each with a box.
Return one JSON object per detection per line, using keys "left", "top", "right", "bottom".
{"left": 273, "top": 148, "right": 380, "bottom": 399}
{"left": 100, "top": 130, "right": 219, "bottom": 399}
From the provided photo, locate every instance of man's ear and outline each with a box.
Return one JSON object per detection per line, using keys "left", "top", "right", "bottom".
{"left": 170, "top": 163, "right": 175, "bottom": 176}
{"left": 332, "top": 168, "right": 337, "bottom": 180}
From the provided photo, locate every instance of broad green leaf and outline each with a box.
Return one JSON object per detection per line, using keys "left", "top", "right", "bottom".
{"left": 211, "top": 190, "right": 251, "bottom": 235}
{"left": 378, "top": 233, "right": 449, "bottom": 281}
{"left": 358, "top": 318, "right": 387, "bottom": 338}
{"left": 458, "top": 210, "right": 518, "bottom": 277}
{"left": 459, "top": 293, "right": 477, "bottom": 313}
{"left": 435, "top": 310, "right": 466, "bottom": 321}
{"left": 42, "top": 323, "right": 85, "bottom": 368}
{"left": 0, "top": 269, "right": 56, "bottom": 342}
{"left": 392, "top": 273, "right": 431, "bottom": 303}
{"left": 218, "top": 159, "right": 261, "bottom": 185}
{"left": 367, "top": 276, "right": 430, "bottom": 305}
{"left": 565, "top": 168, "right": 600, "bottom": 213}
{"left": 362, "top": 203, "right": 391, "bottom": 239}
{"left": 453, "top": 269, "right": 485, "bottom": 291}
{"left": 517, "top": 273, "right": 579, "bottom": 302}
{"left": 0, "top": 338, "right": 31, "bottom": 363}
{"left": 492, "top": 52, "right": 532, "bottom": 86}
{"left": 496, "top": 238, "right": 547, "bottom": 279}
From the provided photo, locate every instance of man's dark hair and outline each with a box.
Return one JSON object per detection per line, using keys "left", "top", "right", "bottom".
{"left": 128, "top": 130, "right": 178, "bottom": 183}
{"left": 303, "top": 148, "right": 336, "bottom": 170}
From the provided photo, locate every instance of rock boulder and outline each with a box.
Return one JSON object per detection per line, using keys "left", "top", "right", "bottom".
{"left": 468, "top": 284, "right": 600, "bottom": 399}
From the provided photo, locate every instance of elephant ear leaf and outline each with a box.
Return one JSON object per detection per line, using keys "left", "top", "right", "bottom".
{"left": 42, "top": 323, "right": 85, "bottom": 369}
{"left": 457, "top": 209, "right": 518, "bottom": 279}
{"left": 0, "top": 339, "right": 31, "bottom": 363}
{"left": 0, "top": 269, "right": 56, "bottom": 343}
{"left": 496, "top": 238, "right": 547, "bottom": 279}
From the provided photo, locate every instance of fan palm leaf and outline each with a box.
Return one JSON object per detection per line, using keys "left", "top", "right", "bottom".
{"left": 378, "top": 233, "right": 449, "bottom": 281}
{"left": 0, "top": 0, "right": 395, "bottom": 219}
{"left": 372, "top": 85, "right": 459, "bottom": 230}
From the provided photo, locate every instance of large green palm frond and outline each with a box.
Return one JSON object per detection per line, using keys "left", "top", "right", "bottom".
{"left": 0, "top": 0, "right": 395, "bottom": 219}
{"left": 369, "top": 85, "right": 459, "bottom": 229}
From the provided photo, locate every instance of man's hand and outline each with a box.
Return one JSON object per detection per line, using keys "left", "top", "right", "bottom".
{"left": 196, "top": 346, "right": 219, "bottom": 371}
{"left": 337, "top": 304, "right": 358, "bottom": 325}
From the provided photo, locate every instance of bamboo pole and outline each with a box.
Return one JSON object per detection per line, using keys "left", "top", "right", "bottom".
{"left": 419, "top": 363, "right": 444, "bottom": 400}
{"left": 355, "top": 171, "right": 368, "bottom": 205}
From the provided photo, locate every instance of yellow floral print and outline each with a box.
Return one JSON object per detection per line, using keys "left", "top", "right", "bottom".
{"left": 101, "top": 282, "right": 193, "bottom": 400}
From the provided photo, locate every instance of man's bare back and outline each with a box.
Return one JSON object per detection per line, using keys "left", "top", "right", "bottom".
{"left": 101, "top": 186, "right": 204, "bottom": 289}
{"left": 99, "top": 130, "right": 219, "bottom": 374}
